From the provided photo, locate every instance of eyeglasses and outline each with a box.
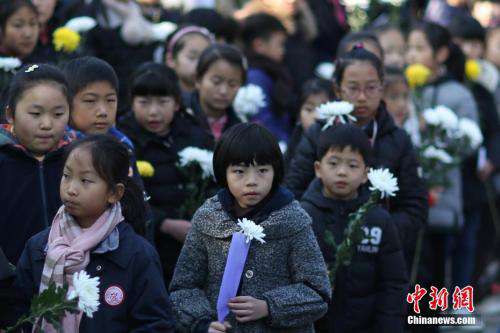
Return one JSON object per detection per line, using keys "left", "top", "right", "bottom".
{"left": 341, "top": 84, "right": 382, "bottom": 98}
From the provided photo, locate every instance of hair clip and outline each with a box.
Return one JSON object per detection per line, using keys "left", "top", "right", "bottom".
{"left": 353, "top": 43, "right": 364, "bottom": 50}
{"left": 25, "top": 64, "right": 39, "bottom": 73}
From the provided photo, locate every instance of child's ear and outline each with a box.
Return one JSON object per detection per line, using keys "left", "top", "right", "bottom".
{"left": 436, "top": 46, "right": 450, "bottom": 65}
{"left": 314, "top": 160, "right": 322, "bottom": 179}
{"left": 108, "top": 183, "right": 125, "bottom": 204}
{"left": 5, "top": 106, "right": 14, "bottom": 124}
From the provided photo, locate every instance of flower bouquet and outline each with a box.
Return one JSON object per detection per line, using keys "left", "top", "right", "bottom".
{"left": 324, "top": 168, "right": 399, "bottom": 284}
{"left": 176, "top": 147, "right": 214, "bottom": 219}
{"left": 6, "top": 270, "right": 99, "bottom": 332}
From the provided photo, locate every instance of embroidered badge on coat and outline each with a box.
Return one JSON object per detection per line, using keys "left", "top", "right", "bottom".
{"left": 104, "top": 285, "right": 125, "bottom": 306}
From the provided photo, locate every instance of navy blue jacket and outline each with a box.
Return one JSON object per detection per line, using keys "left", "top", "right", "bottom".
{"left": 15, "top": 222, "right": 175, "bottom": 332}
{"left": 301, "top": 179, "right": 409, "bottom": 333}
{"left": 0, "top": 127, "right": 74, "bottom": 265}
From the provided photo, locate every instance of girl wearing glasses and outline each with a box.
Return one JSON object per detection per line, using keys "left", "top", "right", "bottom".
{"left": 285, "top": 45, "right": 428, "bottom": 274}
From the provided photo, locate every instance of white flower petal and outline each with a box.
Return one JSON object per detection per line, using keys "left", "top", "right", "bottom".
{"left": 178, "top": 147, "right": 214, "bottom": 178}
{"left": 422, "top": 146, "right": 453, "bottom": 164}
{"left": 316, "top": 101, "right": 355, "bottom": 130}
{"left": 315, "top": 62, "right": 335, "bottom": 81}
{"left": 457, "top": 118, "right": 483, "bottom": 149}
{"left": 69, "top": 271, "right": 100, "bottom": 318}
{"left": 65, "top": 17, "right": 97, "bottom": 33}
{"left": 0, "top": 57, "right": 22, "bottom": 72}
{"left": 237, "top": 218, "right": 266, "bottom": 244}
{"left": 233, "top": 84, "right": 267, "bottom": 119}
{"left": 367, "top": 168, "right": 399, "bottom": 198}
{"left": 152, "top": 21, "right": 177, "bottom": 41}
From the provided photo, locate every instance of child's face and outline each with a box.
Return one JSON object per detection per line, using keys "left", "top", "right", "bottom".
{"left": 486, "top": 29, "right": 500, "bottom": 68}
{"left": 31, "top": 0, "right": 57, "bottom": 25}
{"left": 197, "top": 59, "right": 243, "bottom": 115}
{"left": 254, "top": 31, "right": 287, "bottom": 63}
{"left": 378, "top": 29, "right": 406, "bottom": 68}
{"left": 71, "top": 81, "right": 118, "bottom": 135}
{"left": 7, "top": 84, "right": 69, "bottom": 158}
{"left": 337, "top": 61, "right": 383, "bottom": 126}
{"left": 314, "top": 146, "right": 368, "bottom": 201}
{"left": 406, "top": 30, "right": 438, "bottom": 72}
{"left": 132, "top": 95, "right": 179, "bottom": 136}
{"left": 454, "top": 38, "right": 484, "bottom": 59}
{"left": 0, "top": 6, "right": 39, "bottom": 59}
{"left": 226, "top": 163, "right": 274, "bottom": 210}
{"left": 60, "top": 147, "right": 121, "bottom": 228}
{"left": 167, "top": 34, "right": 211, "bottom": 91}
{"left": 384, "top": 79, "right": 410, "bottom": 127}
{"left": 300, "top": 92, "right": 329, "bottom": 131}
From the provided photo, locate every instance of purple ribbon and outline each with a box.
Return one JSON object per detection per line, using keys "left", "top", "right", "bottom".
{"left": 216, "top": 232, "right": 251, "bottom": 322}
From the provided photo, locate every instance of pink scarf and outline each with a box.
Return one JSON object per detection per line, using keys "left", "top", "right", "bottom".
{"left": 37, "top": 203, "right": 124, "bottom": 333}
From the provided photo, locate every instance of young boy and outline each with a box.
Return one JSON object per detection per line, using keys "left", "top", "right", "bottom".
{"left": 241, "top": 13, "right": 293, "bottom": 143}
{"left": 301, "top": 124, "right": 408, "bottom": 333}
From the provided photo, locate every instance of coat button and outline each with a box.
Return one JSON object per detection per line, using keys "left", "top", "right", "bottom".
{"left": 96, "top": 265, "right": 102, "bottom": 272}
{"left": 245, "top": 270, "right": 254, "bottom": 279}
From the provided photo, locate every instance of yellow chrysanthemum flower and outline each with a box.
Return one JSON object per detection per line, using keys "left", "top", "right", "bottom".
{"left": 465, "top": 59, "right": 481, "bottom": 81}
{"left": 137, "top": 160, "right": 155, "bottom": 178}
{"left": 405, "top": 64, "right": 432, "bottom": 89}
{"left": 53, "top": 27, "right": 81, "bottom": 53}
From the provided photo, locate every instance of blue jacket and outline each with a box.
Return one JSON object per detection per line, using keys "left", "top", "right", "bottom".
{"left": 0, "top": 126, "right": 76, "bottom": 265}
{"left": 15, "top": 222, "right": 176, "bottom": 332}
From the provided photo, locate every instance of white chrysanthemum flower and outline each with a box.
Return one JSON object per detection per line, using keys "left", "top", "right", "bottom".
{"left": 152, "top": 21, "right": 177, "bottom": 41}
{"left": 67, "top": 271, "right": 100, "bottom": 318}
{"left": 315, "top": 62, "right": 335, "bottom": 81}
{"left": 367, "top": 168, "right": 399, "bottom": 199}
{"left": 422, "top": 146, "right": 453, "bottom": 164}
{"left": 65, "top": 17, "right": 97, "bottom": 33}
{"left": 457, "top": 118, "right": 483, "bottom": 149}
{"left": 0, "top": 57, "right": 22, "bottom": 72}
{"left": 233, "top": 84, "right": 267, "bottom": 120}
{"left": 422, "top": 108, "right": 441, "bottom": 126}
{"left": 316, "top": 101, "right": 356, "bottom": 130}
{"left": 434, "top": 105, "right": 458, "bottom": 131}
{"left": 237, "top": 218, "right": 266, "bottom": 244}
{"left": 178, "top": 147, "right": 214, "bottom": 178}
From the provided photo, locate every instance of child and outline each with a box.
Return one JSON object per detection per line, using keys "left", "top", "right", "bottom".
{"left": 14, "top": 135, "right": 175, "bottom": 332}
{"left": 285, "top": 78, "right": 332, "bottom": 169}
{"left": 285, "top": 46, "right": 427, "bottom": 269}
{"left": 449, "top": 14, "right": 487, "bottom": 60}
{"left": 383, "top": 66, "right": 420, "bottom": 144}
{"left": 374, "top": 24, "right": 406, "bottom": 68}
{"left": 118, "top": 62, "right": 212, "bottom": 286}
{"left": 184, "top": 43, "right": 245, "bottom": 143}
{"left": 165, "top": 25, "right": 214, "bottom": 97}
{"left": 301, "top": 124, "right": 408, "bottom": 333}
{"left": 241, "top": 13, "right": 294, "bottom": 143}
{"left": 169, "top": 123, "right": 331, "bottom": 333}
{"left": 0, "top": 64, "right": 77, "bottom": 266}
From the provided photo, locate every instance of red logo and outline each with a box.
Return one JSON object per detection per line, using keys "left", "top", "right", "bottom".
{"left": 104, "top": 285, "right": 125, "bottom": 306}
{"left": 407, "top": 285, "right": 475, "bottom": 313}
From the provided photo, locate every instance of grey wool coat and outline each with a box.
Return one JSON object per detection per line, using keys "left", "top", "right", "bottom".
{"left": 169, "top": 195, "right": 331, "bottom": 333}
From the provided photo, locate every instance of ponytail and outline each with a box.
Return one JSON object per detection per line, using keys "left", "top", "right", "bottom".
{"left": 445, "top": 42, "right": 465, "bottom": 82}
{"left": 120, "top": 178, "right": 146, "bottom": 236}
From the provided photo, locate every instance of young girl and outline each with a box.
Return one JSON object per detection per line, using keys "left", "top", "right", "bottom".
{"left": 0, "top": 64, "right": 76, "bottom": 266}
{"left": 165, "top": 25, "right": 214, "bottom": 96}
{"left": 185, "top": 43, "right": 246, "bottom": 143}
{"left": 383, "top": 66, "right": 420, "bottom": 144}
{"left": 15, "top": 135, "right": 175, "bottom": 332}
{"left": 118, "top": 62, "right": 212, "bottom": 286}
{"left": 285, "top": 46, "right": 428, "bottom": 269}
{"left": 170, "top": 123, "right": 330, "bottom": 333}
{"left": 285, "top": 78, "right": 331, "bottom": 169}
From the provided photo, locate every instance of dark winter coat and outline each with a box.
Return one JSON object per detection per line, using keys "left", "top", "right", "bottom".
{"left": 301, "top": 179, "right": 409, "bottom": 333}
{"left": 15, "top": 222, "right": 176, "bottom": 332}
{"left": 118, "top": 111, "right": 213, "bottom": 284}
{"left": 0, "top": 126, "right": 76, "bottom": 265}
{"left": 285, "top": 105, "right": 428, "bottom": 260}
{"left": 169, "top": 188, "right": 331, "bottom": 332}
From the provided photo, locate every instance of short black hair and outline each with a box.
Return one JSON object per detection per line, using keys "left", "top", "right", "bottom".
{"left": 0, "top": 0, "right": 37, "bottom": 31}
{"left": 8, "top": 64, "right": 69, "bottom": 112}
{"left": 337, "top": 31, "right": 384, "bottom": 60}
{"left": 61, "top": 56, "right": 119, "bottom": 100}
{"left": 300, "top": 78, "right": 333, "bottom": 106}
{"left": 317, "top": 124, "right": 373, "bottom": 165}
{"left": 213, "top": 123, "right": 284, "bottom": 190}
{"left": 241, "top": 13, "right": 286, "bottom": 47}
{"left": 449, "top": 14, "right": 486, "bottom": 42}
{"left": 335, "top": 45, "right": 384, "bottom": 85}
{"left": 183, "top": 8, "right": 240, "bottom": 43}
{"left": 130, "top": 62, "right": 181, "bottom": 100}
{"left": 196, "top": 43, "right": 247, "bottom": 82}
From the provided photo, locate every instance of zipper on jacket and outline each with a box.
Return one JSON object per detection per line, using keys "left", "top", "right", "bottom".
{"left": 38, "top": 162, "right": 49, "bottom": 227}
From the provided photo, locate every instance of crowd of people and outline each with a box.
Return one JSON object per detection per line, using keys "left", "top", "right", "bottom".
{"left": 0, "top": 0, "right": 499, "bottom": 332}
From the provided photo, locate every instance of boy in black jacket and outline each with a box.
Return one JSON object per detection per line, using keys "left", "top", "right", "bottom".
{"left": 301, "top": 124, "right": 408, "bottom": 333}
